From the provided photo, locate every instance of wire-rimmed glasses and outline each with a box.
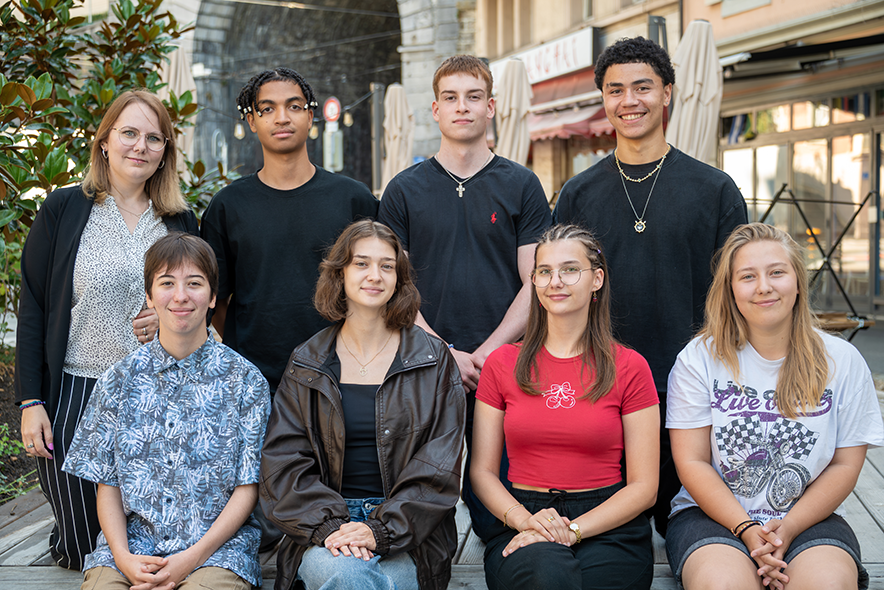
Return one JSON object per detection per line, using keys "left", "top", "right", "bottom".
{"left": 531, "top": 266, "right": 590, "bottom": 287}
{"left": 112, "top": 127, "right": 168, "bottom": 152}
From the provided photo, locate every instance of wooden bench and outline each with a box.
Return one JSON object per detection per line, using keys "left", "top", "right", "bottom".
{"left": 816, "top": 311, "right": 875, "bottom": 341}
{"left": 4, "top": 446, "right": 884, "bottom": 588}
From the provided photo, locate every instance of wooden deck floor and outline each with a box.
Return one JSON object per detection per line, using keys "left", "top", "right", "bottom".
{"left": 3, "top": 446, "right": 883, "bottom": 589}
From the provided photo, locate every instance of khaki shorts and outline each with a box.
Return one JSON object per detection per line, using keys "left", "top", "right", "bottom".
{"left": 82, "top": 565, "right": 250, "bottom": 590}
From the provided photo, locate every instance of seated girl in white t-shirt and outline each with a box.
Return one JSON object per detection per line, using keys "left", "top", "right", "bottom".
{"left": 665, "top": 223, "right": 884, "bottom": 590}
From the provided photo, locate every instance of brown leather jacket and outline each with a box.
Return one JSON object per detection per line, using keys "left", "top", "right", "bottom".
{"left": 259, "top": 323, "right": 466, "bottom": 590}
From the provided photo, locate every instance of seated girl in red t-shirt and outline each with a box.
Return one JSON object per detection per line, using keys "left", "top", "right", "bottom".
{"left": 472, "top": 224, "right": 660, "bottom": 590}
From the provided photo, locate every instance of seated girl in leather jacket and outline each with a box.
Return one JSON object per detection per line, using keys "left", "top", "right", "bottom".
{"left": 259, "top": 220, "right": 466, "bottom": 590}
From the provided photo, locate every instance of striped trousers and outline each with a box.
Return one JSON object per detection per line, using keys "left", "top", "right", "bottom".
{"left": 35, "top": 372, "right": 101, "bottom": 570}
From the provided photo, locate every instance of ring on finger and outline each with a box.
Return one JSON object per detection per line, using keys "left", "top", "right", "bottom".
{"left": 26, "top": 443, "right": 35, "bottom": 449}
{"left": 546, "top": 516, "right": 555, "bottom": 523}
{"left": 142, "top": 327, "right": 147, "bottom": 336}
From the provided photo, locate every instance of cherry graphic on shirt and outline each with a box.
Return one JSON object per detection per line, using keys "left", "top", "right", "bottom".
{"left": 544, "top": 382, "right": 576, "bottom": 409}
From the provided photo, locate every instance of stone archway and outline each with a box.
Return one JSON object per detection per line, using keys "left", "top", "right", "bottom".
{"left": 188, "top": 0, "right": 476, "bottom": 181}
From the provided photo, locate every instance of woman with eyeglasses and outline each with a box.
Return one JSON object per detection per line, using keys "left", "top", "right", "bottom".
{"left": 471, "top": 224, "right": 660, "bottom": 590}
{"left": 14, "top": 90, "right": 198, "bottom": 570}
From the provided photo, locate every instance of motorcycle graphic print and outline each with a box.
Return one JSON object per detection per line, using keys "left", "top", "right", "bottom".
{"left": 715, "top": 415, "right": 819, "bottom": 511}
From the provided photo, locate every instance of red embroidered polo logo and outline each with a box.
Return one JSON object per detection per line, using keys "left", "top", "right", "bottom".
{"left": 491, "top": 212, "right": 497, "bottom": 224}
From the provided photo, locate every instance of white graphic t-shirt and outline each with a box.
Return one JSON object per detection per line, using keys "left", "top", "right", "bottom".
{"left": 666, "top": 330, "right": 884, "bottom": 523}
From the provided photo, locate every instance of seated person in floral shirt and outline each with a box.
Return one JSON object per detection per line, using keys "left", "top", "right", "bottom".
{"left": 63, "top": 232, "right": 270, "bottom": 590}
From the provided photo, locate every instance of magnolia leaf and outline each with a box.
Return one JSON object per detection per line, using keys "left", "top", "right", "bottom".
{"left": 15, "top": 83, "right": 36, "bottom": 106}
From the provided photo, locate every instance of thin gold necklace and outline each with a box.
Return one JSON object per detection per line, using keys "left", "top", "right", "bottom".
{"left": 340, "top": 330, "right": 394, "bottom": 377}
{"left": 112, "top": 196, "right": 149, "bottom": 217}
{"left": 614, "top": 144, "right": 670, "bottom": 183}
{"left": 437, "top": 151, "right": 494, "bottom": 198}
{"left": 616, "top": 146, "right": 670, "bottom": 234}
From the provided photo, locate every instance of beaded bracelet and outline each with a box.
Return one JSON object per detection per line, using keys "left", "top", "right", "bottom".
{"left": 19, "top": 400, "right": 46, "bottom": 410}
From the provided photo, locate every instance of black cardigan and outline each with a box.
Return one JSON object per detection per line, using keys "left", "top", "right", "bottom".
{"left": 13, "top": 185, "right": 199, "bottom": 412}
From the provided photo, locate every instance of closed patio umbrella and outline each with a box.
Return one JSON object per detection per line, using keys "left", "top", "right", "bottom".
{"left": 158, "top": 44, "right": 197, "bottom": 170}
{"left": 381, "top": 83, "right": 414, "bottom": 193}
{"left": 665, "top": 20, "right": 722, "bottom": 166}
{"left": 495, "top": 59, "right": 532, "bottom": 165}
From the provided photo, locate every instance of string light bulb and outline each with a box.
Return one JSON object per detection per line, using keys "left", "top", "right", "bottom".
{"left": 343, "top": 111, "right": 353, "bottom": 127}
{"left": 234, "top": 122, "right": 245, "bottom": 140}
{"left": 309, "top": 124, "right": 319, "bottom": 140}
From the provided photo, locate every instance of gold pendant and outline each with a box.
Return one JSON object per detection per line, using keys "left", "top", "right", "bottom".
{"left": 634, "top": 220, "right": 646, "bottom": 233}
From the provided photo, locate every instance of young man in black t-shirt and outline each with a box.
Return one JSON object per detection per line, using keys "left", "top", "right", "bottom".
{"left": 553, "top": 38, "right": 747, "bottom": 538}
{"left": 202, "top": 68, "right": 378, "bottom": 394}
{"left": 379, "top": 55, "right": 550, "bottom": 541}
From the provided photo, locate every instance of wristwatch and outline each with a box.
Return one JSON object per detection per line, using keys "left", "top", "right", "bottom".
{"left": 569, "top": 522, "right": 582, "bottom": 544}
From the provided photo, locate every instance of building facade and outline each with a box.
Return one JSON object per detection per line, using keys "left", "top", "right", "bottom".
{"left": 476, "top": 0, "right": 682, "bottom": 200}
{"left": 698, "top": 0, "right": 884, "bottom": 313}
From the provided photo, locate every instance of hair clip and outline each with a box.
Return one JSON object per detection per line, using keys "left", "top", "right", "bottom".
{"left": 308, "top": 100, "right": 318, "bottom": 108}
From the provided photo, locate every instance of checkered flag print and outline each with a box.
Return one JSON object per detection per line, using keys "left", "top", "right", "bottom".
{"left": 715, "top": 415, "right": 765, "bottom": 455}
{"left": 767, "top": 417, "right": 819, "bottom": 460}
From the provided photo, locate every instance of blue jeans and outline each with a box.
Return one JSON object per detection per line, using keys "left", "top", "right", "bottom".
{"left": 297, "top": 498, "right": 419, "bottom": 590}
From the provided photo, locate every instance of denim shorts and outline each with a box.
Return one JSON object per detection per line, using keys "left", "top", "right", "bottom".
{"left": 665, "top": 507, "right": 869, "bottom": 590}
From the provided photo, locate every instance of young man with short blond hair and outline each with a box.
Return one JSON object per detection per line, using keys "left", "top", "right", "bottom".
{"left": 379, "top": 55, "right": 551, "bottom": 541}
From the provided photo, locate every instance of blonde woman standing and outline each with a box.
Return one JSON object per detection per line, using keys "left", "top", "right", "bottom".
{"left": 15, "top": 90, "right": 198, "bottom": 570}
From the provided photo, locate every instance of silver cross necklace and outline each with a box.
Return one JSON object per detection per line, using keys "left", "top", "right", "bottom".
{"left": 438, "top": 151, "right": 494, "bottom": 198}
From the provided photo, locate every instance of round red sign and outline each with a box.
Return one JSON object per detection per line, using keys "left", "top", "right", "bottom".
{"left": 323, "top": 97, "right": 342, "bottom": 123}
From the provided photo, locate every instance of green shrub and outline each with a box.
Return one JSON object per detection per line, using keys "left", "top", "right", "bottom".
{"left": 0, "top": 0, "right": 237, "bottom": 341}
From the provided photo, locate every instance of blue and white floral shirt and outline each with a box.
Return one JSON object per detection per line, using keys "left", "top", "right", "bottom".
{"left": 63, "top": 333, "right": 270, "bottom": 585}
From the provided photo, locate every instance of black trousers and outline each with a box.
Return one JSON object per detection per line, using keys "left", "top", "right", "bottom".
{"left": 483, "top": 484, "right": 654, "bottom": 590}
{"left": 35, "top": 372, "right": 101, "bottom": 570}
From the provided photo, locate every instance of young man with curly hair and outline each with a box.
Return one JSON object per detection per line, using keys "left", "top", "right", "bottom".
{"left": 553, "top": 37, "right": 747, "bottom": 537}
{"left": 201, "top": 68, "right": 378, "bottom": 394}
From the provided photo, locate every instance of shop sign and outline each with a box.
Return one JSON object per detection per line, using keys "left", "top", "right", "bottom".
{"left": 491, "top": 27, "right": 599, "bottom": 86}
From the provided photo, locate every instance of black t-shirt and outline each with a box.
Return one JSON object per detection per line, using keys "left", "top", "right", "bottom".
{"left": 378, "top": 156, "right": 551, "bottom": 352}
{"left": 339, "top": 382, "right": 385, "bottom": 499}
{"left": 201, "top": 167, "right": 379, "bottom": 391}
{"left": 554, "top": 148, "right": 748, "bottom": 392}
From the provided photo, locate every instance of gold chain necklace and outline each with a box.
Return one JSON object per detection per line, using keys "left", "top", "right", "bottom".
{"left": 113, "top": 198, "right": 149, "bottom": 217}
{"left": 616, "top": 147, "right": 670, "bottom": 233}
{"left": 614, "top": 144, "right": 670, "bottom": 183}
{"left": 438, "top": 151, "right": 494, "bottom": 198}
{"left": 340, "top": 330, "right": 394, "bottom": 377}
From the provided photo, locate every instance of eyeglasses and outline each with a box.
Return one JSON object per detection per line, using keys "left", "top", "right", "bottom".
{"left": 112, "top": 127, "right": 168, "bottom": 152}
{"left": 532, "top": 266, "right": 590, "bottom": 287}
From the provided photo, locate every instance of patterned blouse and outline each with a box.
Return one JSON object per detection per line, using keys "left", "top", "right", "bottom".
{"left": 62, "top": 334, "right": 270, "bottom": 585}
{"left": 64, "top": 197, "right": 167, "bottom": 378}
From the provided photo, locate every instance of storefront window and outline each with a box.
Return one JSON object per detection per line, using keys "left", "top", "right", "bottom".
{"left": 722, "top": 113, "right": 754, "bottom": 144}
{"left": 792, "top": 101, "right": 829, "bottom": 130}
{"left": 832, "top": 93, "right": 870, "bottom": 124}
{"left": 722, "top": 148, "right": 754, "bottom": 217}
{"left": 755, "top": 144, "right": 788, "bottom": 226}
{"left": 875, "top": 89, "right": 884, "bottom": 117}
{"left": 830, "top": 134, "right": 871, "bottom": 302}
{"left": 756, "top": 104, "right": 790, "bottom": 134}
{"left": 792, "top": 140, "right": 828, "bottom": 282}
